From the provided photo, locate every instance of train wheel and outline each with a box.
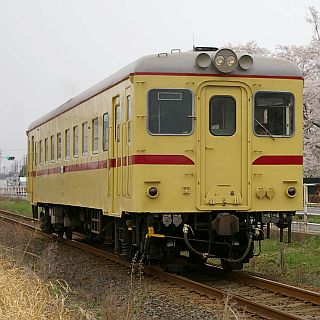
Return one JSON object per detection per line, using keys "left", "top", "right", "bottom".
{"left": 39, "top": 210, "right": 53, "bottom": 234}
{"left": 65, "top": 227, "right": 72, "bottom": 240}
{"left": 220, "top": 259, "right": 243, "bottom": 271}
{"left": 188, "top": 252, "right": 207, "bottom": 265}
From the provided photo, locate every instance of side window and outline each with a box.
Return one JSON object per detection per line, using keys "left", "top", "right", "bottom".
{"left": 50, "top": 135, "right": 55, "bottom": 162}
{"left": 65, "top": 129, "right": 70, "bottom": 159}
{"left": 73, "top": 126, "right": 79, "bottom": 157}
{"left": 148, "top": 89, "right": 193, "bottom": 135}
{"left": 254, "top": 92, "right": 294, "bottom": 137}
{"left": 103, "top": 113, "right": 109, "bottom": 151}
{"left": 115, "top": 104, "right": 121, "bottom": 142}
{"left": 45, "top": 138, "right": 48, "bottom": 163}
{"left": 127, "top": 95, "right": 132, "bottom": 145}
{"left": 34, "top": 142, "right": 38, "bottom": 166}
{"left": 31, "top": 136, "right": 34, "bottom": 165}
{"left": 92, "top": 118, "right": 99, "bottom": 153}
{"left": 82, "top": 122, "right": 88, "bottom": 155}
{"left": 57, "top": 133, "right": 62, "bottom": 160}
{"left": 209, "top": 96, "right": 236, "bottom": 136}
{"left": 39, "top": 140, "right": 43, "bottom": 165}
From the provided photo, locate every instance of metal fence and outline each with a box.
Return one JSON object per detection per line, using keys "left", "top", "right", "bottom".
{"left": 299, "top": 183, "right": 320, "bottom": 233}
{"left": 0, "top": 186, "right": 27, "bottom": 199}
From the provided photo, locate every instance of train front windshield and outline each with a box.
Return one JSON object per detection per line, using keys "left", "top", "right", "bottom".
{"left": 254, "top": 92, "right": 294, "bottom": 137}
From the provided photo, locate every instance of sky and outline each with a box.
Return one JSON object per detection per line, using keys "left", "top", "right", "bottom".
{"left": 0, "top": 0, "right": 319, "bottom": 166}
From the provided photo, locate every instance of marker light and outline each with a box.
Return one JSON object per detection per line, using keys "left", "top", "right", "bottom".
{"left": 286, "top": 186, "right": 297, "bottom": 198}
{"left": 147, "top": 186, "right": 159, "bottom": 198}
{"left": 195, "top": 52, "right": 211, "bottom": 68}
{"left": 238, "top": 54, "right": 253, "bottom": 70}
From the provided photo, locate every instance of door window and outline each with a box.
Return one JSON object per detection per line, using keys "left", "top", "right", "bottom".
{"left": 209, "top": 96, "right": 236, "bottom": 136}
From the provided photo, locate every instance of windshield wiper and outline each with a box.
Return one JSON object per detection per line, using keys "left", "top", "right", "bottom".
{"left": 255, "top": 119, "right": 275, "bottom": 140}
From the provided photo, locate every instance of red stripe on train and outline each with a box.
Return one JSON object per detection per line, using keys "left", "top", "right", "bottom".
{"left": 64, "top": 160, "right": 107, "bottom": 173}
{"left": 30, "top": 155, "right": 194, "bottom": 176}
{"left": 252, "top": 155, "right": 303, "bottom": 165}
{"left": 133, "top": 72, "right": 304, "bottom": 81}
{"left": 128, "top": 155, "right": 194, "bottom": 165}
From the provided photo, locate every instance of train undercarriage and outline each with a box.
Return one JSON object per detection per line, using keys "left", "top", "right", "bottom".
{"left": 34, "top": 205, "right": 294, "bottom": 271}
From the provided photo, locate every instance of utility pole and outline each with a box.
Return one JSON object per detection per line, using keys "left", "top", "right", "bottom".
{"left": 0, "top": 148, "right": 2, "bottom": 176}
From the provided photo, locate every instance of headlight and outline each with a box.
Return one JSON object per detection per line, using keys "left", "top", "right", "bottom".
{"left": 226, "top": 55, "right": 237, "bottom": 67}
{"left": 212, "top": 49, "right": 237, "bottom": 73}
{"left": 215, "top": 55, "right": 225, "bottom": 66}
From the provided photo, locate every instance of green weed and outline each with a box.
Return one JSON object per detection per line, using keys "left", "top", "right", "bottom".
{"left": 0, "top": 198, "right": 32, "bottom": 217}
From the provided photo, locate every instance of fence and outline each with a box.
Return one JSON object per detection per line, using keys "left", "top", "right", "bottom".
{"left": 299, "top": 183, "right": 320, "bottom": 233}
{"left": 0, "top": 186, "right": 27, "bottom": 199}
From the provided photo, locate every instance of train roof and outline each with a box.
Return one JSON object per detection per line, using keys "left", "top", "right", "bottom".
{"left": 28, "top": 50, "right": 303, "bottom": 132}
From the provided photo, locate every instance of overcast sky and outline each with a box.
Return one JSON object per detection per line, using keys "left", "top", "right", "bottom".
{"left": 0, "top": 0, "right": 319, "bottom": 163}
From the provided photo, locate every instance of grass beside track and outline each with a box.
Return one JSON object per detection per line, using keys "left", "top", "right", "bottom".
{"left": 245, "top": 236, "right": 320, "bottom": 287}
{"left": 0, "top": 198, "right": 32, "bottom": 217}
{"left": 0, "top": 258, "right": 77, "bottom": 319}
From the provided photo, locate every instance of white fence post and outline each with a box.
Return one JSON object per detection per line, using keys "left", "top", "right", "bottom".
{"left": 0, "top": 186, "right": 27, "bottom": 199}
{"left": 303, "top": 184, "right": 308, "bottom": 233}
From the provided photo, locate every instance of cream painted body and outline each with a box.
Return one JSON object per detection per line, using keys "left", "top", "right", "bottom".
{"left": 27, "top": 74, "right": 303, "bottom": 216}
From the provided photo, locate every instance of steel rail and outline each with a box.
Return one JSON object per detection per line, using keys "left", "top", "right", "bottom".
{"left": 0, "top": 209, "right": 40, "bottom": 229}
{"left": 145, "top": 267, "right": 304, "bottom": 320}
{"left": 57, "top": 239, "right": 306, "bottom": 319}
{"left": 220, "top": 268, "right": 320, "bottom": 305}
{"left": 0, "top": 210, "right": 313, "bottom": 320}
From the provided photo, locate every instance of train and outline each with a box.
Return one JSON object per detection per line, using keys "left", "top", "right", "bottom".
{"left": 27, "top": 47, "right": 303, "bottom": 271}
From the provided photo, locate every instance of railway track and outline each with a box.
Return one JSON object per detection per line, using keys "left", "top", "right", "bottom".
{"left": 1, "top": 209, "right": 320, "bottom": 319}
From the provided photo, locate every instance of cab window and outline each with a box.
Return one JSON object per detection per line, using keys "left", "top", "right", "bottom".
{"left": 148, "top": 89, "right": 193, "bottom": 135}
{"left": 254, "top": 92, "right": 294, "bottom": 137}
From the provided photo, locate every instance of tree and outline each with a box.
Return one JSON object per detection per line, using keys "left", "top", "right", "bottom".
{"left": 229, "top": 8, "right": 320, "bottom": 177}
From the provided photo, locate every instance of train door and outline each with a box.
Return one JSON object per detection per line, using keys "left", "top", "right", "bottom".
{"left": 27, "top": 136, "right": 34, "bottom": 203}
{"left": 123, "top": 88, "right": 132, "bottom": 198}
{"left": 112, "top": 96, "right": 121, "bottom": 213}
{"left": 198, "top": 83, "right": 250, "bottom": 210}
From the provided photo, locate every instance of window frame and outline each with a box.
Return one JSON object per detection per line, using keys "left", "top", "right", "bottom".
{"left": 146, "top": 88, "right": 195, "bottom": 136}
{"left": 253, "top": 91, "right": 295, "bottom": 138}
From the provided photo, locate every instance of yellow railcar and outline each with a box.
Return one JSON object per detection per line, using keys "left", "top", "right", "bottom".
{"left": 27, "top": 47, "right": 303, "bottom": 270}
